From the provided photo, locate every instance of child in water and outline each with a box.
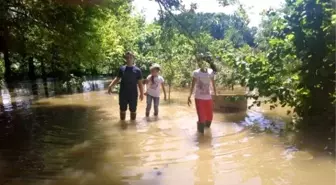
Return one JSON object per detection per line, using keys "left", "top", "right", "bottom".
{"left": 108, "top": 51, "right": 144, "bottom": 121}
{"left": 188, "top": 54, "right": 217, "bottom": 134}
{"left": 145, "top": 63, "right": 167, "bottom": 117}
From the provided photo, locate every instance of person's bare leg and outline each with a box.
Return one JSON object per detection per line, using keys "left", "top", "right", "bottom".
{"left": 130, "top": 112, "right": 136, "bottom": 120}
{"left": 129, "top": 95, "right": 138, "bottom": 121}
{"left": 197, "top": 122, "right": 205, "bottom": 134}
{"left": 119, "top": 97, "right": 127, "bottom": 121}
{"left": 120, "top": 111, "right": 126, "bottom": 120}
{"left": 205, "top": 121, "right": 211, "bottom": 128}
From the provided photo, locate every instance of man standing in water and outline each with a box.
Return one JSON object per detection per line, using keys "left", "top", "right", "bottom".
{"left": 108, "top": 51, "right": 144, "bottom": 121}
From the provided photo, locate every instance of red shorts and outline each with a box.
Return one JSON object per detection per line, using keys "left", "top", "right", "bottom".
{"left": 195, "top": 99, "right": 213, "bottom": 123}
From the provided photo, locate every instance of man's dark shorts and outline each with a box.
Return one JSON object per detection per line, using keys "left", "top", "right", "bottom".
{"left": 117, "top": 65, "right": 142, "bottom": 112}
{"left": 119, "top": 94, "right": 138, "bottom": 112}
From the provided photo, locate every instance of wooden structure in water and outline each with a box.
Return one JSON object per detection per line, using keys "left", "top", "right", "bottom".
{"left": 212, "top": 94, "right": 247, "bottom": 113}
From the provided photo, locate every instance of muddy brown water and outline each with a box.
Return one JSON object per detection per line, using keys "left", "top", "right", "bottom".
{"left": 0, "top": 82, "right": 334, "bottom": 185}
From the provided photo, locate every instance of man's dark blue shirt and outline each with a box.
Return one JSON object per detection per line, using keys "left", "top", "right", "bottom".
{"left": 118, "top": 65, "right": 142, "bottom": 96}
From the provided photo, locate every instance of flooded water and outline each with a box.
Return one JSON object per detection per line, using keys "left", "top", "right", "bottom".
{"left": 0, "top": 80, "right": 335, "bottom": 185}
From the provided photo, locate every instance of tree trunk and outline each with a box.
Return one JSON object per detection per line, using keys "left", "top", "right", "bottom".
{"left": 28, "top": 57, "right": 38, "bottom": 95}
{"left": 168, "top": 83, "right": 171, "bottom": 103}
{"left": 51, "top": 46, "right": 58, "bottom": 94}
{"left": 3, "top": 26, "right": 11, "bottom": 85}
{"left": 41, "top": 60, "right": 49, "bottom": 97}
{"left": 51, "top": 45, "right": 57, "bottom": 78}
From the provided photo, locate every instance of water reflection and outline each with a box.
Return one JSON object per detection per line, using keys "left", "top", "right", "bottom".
{"left": 1, "top": 89, "right": 13, "bottom": 112}
{"left": 194, "top": 131, "right": 214, "bottom": 185}
{"left": 0, "top": 80, "right": 334, "bottom": 185}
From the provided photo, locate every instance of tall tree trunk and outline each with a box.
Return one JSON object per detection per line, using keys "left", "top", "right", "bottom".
{"left": 51, "top": 46, "right": 57, "bottom": 95}
{"left": 3, "top": 26, "right": 11, "bottom": 85}
{"left": 41, "top": 60, "right": 49, "bottom": 97}
{"left": 168, "top": 83, "right": 171, "bottom": 103}
{"left": 4, "top": 48, "right": 10, "bottom": 83}
{"left": 28, "top": 57, "right": 38, "bottom": 95}
{"left": 51, "top": 45, "right": 56, "bottom": 78}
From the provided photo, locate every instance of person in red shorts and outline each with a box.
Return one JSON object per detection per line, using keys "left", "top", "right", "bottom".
{"left": 188, "top": 54, "right": 217, "bottom": 134}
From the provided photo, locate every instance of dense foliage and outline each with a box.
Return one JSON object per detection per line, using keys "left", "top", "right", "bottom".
{"left": 0, "top": 0, "right": 136, "bottom": 82}
{"left": 237, "top": 0, "right": 335, "bottom": 127}
{"left": 0, "top": 0, "right": 334, "bottom": 128}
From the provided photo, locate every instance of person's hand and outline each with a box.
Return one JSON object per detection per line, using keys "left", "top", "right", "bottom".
{"left": 107, "top": 86, "right": 112, "bottom": 94}
{"left": 139, "top": 93, "right": 144, "bottom": 101}
{"left": 187, "top": 96, "right": 192, "bottom": 106}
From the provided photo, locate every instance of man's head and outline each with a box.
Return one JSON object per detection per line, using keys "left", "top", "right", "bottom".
{"left": 124, "top": 51, "right": 135, "bottom": 65}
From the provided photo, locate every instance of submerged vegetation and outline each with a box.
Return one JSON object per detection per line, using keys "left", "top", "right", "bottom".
{"left": 0, "top": 0, "right": 334, "bottom": 129}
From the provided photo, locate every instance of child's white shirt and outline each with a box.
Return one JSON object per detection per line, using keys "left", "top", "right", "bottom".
{"left": 193, "top": 68, "right": 215, "bottom": 100}
{"left": 146, "top": 75, "right": 164, "bottom": 97}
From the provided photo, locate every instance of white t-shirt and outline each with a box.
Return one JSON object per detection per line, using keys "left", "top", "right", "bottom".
{"left": 146, "top": 75, "right": 164, "bottom": 97}
{"left": 193, "top": 68, "right": 215, "bottom": 100}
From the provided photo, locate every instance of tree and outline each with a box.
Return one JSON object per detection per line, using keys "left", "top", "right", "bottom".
{"left": 0, "top": 0, "right": 133, "bottom": 85}
{"left": 232, "top": 0, "right": 335, "bottom": 128}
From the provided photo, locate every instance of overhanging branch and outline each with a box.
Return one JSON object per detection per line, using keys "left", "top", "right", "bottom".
{"left": 8, "top": 8, "right": 56, "bottom": 33}
{"left": 155, "top": 0, "right": 198, "bottom": 48}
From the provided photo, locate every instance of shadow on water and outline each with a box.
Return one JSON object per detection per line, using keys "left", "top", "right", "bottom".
{"left": 284, "top": 126, "right": 335, "bottom": 158}
{"left": 0, "top": 102, "right": 115, "bottom": 184}
{"left": 240, "top": 109, "right": 335, "bottom": 158}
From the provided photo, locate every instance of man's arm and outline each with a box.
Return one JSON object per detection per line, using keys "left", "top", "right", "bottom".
{"left": 138, "top": 80, "right": 144, "bottom": 100}
{"left": 107, "top": 77, "right": 120, "bottom": 94}
{"left": 108, "top": 67, "right": 122, "bottom": 94}
{"left": 137, "top": 69, "right": 144, "bottom": 101}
